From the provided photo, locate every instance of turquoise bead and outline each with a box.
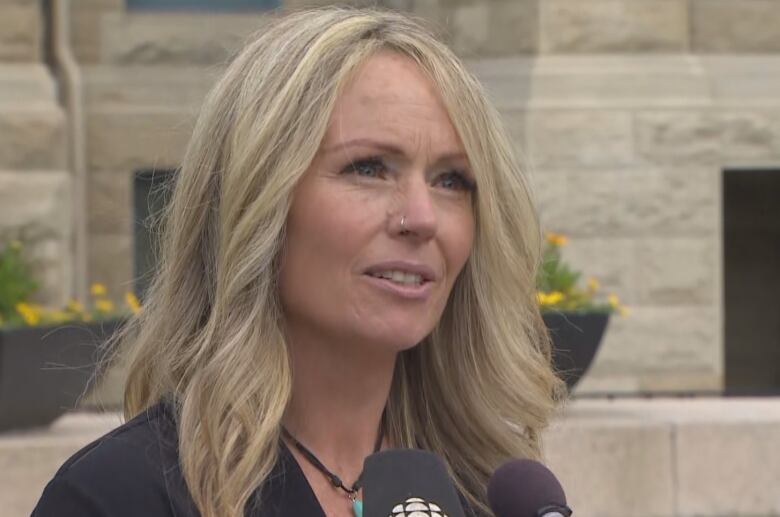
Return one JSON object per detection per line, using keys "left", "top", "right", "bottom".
{"left": 352, "top": 499, "right": 363, "bottom": 517}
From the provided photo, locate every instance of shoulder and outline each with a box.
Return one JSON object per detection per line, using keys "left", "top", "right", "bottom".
{"left": 32, "top": 402, "right": 194, "bottom": 517}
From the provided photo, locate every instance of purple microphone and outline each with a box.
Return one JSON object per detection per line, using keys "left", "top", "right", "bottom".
{"left": 487, "top": 459, "right": 572, "bottom": 517}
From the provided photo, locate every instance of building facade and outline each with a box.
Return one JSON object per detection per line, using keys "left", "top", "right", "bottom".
{"left": 1, "top": 0, "right": 779, "bottom": 397}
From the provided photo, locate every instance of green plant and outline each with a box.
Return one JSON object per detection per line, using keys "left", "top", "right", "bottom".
{"left": 537, "top": 232, "right": 628, "bottom": 315}
{"left": 0, "top": 239, "right": 141, "bottom": 328}
{"left": 0, "top": 240, "right": 39, "bottom": 326}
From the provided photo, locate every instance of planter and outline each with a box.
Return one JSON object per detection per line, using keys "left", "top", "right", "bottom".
{"left": 0, "top": 319, "right": 123, "bottom": 432}
{"left": 543, "top": 311, "right": 609, "bottom": 391}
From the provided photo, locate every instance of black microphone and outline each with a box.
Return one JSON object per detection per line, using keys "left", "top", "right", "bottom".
{"left": 487, "top": 459, "right": 572, "bottom": 517}
{"left": 362, "top": 449, "right": 466, "bottom": 517}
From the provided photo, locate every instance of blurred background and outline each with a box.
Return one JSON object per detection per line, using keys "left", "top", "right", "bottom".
{"left": 0, "top": 0, "right": 778, "bottom": 516}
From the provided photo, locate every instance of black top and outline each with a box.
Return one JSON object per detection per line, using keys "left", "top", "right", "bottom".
{"left": 32, "top": 402, "right": 482, "bottom": 516}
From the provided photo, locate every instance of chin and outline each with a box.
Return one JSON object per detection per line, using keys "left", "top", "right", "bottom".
{"left": 359, "top": 325, "right": 432, "bottom": 354}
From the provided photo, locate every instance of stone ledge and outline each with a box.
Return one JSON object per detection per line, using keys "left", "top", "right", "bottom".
{"left": 469, "top": 55, "right": 780, "bottom": 109}
{"left": 3, "top": 398, "right": 780, "bottom": 517}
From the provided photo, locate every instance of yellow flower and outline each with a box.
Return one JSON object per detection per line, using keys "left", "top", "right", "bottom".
{"left": 545, "top": 232, "right": 569, "bottom": 247}
{"left": 537, "top": 291, "right": 565, "bottom": 306}
{"left": 547, "top": 291, "right": 564, "bottom": 304}
{"left": 15, "top": 302, "right": 41, "bottom": 326}
{"left": 90, "top": 283, "right": 108, "bottom": 297}
{"left": 608, "top": 294, "right": 621, "bottom": 308}
{"left": 618, "top": 305, "right": 631, "bottom": 317}
{"left": 125, "top": 292, "right": 141, "bottom": 314}
{"left": 587, "top": 277, "right": 600, "bottom": 292}
{"left": 49, "top": 310, "right": 70, "bottom": 323}
{"left": 66, "top": 298, "right": 85, "bottom": 313}
{"left": 95, "top": 299, "right": 114, "bottom": 313}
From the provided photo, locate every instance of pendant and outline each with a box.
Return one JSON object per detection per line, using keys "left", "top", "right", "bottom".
{"left": 352, "top": 498, "right": 363, "bottom": 517}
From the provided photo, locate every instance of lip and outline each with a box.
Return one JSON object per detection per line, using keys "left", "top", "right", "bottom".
{"left": 363, "top": 261, "right": 438, "bottom": 282}
{"left": 362, "top": 260, "right": 438, "bottom": 301}
{"left": 362, "top": 274, "right": 434, "bottom": 300}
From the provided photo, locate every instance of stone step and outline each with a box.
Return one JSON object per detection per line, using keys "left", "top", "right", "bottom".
{"left": 0, "top": 106, "right": 67, "bottom": 170}
{"left": 3, "top": 398, "right": 780, "bottom": 517}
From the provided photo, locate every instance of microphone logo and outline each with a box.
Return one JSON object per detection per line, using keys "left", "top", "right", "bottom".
{"left": 389, "top": 496, "right": 449, "bottom": 517}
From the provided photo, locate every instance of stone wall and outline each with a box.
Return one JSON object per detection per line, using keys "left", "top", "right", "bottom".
{"left": 0, "top": 0, "right": 71, "bottom": 306}
{"left": 2, "top": 0, "right": 780, "bottom": 395}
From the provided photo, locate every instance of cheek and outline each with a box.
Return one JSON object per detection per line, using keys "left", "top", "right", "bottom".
{"left": 443, "top": 210, "right": 475, "bottom": 282}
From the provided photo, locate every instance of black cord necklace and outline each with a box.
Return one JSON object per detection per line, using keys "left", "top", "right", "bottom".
{"left": 281, "top": 422, "right": 384, "bottom": 516}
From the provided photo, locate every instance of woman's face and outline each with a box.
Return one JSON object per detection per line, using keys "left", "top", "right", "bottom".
{"left": 279, "top": 51, "right": 475, "bottom": 354}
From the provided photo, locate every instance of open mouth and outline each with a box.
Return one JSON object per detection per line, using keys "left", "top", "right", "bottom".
{"left": 365, "top": 270, "right": 427, "bottom": 286}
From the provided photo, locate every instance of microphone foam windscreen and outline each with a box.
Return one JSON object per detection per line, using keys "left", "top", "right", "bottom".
{"left": 362, "top": 449, "right": 466, "bottom": 517}
{"left": 487, "top": 459, "right": 568, "bottom": 517}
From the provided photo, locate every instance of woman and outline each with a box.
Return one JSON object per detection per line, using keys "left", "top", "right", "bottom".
{"left": 33, "top": 7, "right": 564, "bottom": 517}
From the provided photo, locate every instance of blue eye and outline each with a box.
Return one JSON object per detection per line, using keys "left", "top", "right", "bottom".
{"left": 341, "top": 157, "right": 386, "bottom": 178}
{"left": 436, "top": 171, "right": 476, "bottom": 192}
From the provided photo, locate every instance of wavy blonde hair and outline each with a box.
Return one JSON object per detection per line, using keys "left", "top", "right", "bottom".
{"left": 117, "top": 7, "right": 564, "bottom": 517}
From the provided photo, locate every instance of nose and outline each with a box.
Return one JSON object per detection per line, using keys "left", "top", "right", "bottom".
{"left": 391, "top": 177, "right": 437, "bottom": 241}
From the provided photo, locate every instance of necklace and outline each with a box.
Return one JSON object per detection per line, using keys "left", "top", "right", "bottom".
{"left": 281, "top": 422, "right": 384, "bottom": 517}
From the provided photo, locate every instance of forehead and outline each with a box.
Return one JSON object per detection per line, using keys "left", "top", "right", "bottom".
{"left": 322, "top": 51, "right": 463, "bottom": 149}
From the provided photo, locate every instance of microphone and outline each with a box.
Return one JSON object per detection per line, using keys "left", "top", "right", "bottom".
{"left": 361, "top": 449, "right": 466, "bottom": 517}
{"left": 487, "top": 459, "right": 572, "bottom": 517}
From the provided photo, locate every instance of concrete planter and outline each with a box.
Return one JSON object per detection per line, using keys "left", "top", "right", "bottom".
{"left": 544, "top": 311, "right": 610, "bottom": 391}
{"left": 0, "top": 319, "right": 123, "bottom": 432}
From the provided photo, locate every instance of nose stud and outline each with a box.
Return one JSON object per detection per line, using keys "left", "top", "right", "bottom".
{"left": 400, "top": 215, "right": 408, "bottom": 234}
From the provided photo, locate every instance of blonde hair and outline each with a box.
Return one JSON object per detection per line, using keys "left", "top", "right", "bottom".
{"left": 117, "top": 7, "right": 564, "bottom": 516}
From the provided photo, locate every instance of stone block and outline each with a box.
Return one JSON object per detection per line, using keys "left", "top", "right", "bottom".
{"left": 84, "top": 65, "right": 218, "bottom": 108}
{"left": 449, "top": 0, "right": 537, "bottom": 57}
{"left": 676, "top": 421, "right": 780, "bottom": 515}
{"left": 622, "top": 167, "right": 719, "bottom": 237}
{"left": 0, "top": 64, "right": 56, "bottom": 104}
{"left": 0, "top": 171, "right": 70, "bottom": 238}
{"left": 526, "top": 110, "right": 634, "bottom": 169}
{"left": 635, "top": 111, "right": 722, "bottom": 165}
{"left": 692, "top": 0, "right": 780, "bottom": 52}
{"left": 88, "top": 171, "right": 132, "bottom": 235}
{"left": 101, "top": 12, "right": 273, "bottom": 65}
{"left": 589, "top": 306, "right": 719, "bottom": 376}
{"left": 540, "top": 0, "right": 688, "bottom": 53}
{"left": 0, "top": 3, "right": 40, "bottom": 62}
{"left": 545, "top": 419, "right": 675, "bottom": 517}
{"left": 527, "top": 169, "right": 569, "bottom": 233}
{"left": 633, "top": 238, "right": 717, "bottom": 305}
{"left": 720, "top": 110, "right": 780, "bottom": 161}
{"left": 87, "top": 107, "right": 194, "bottom": 172}
{"left": 559, "top": 237, "right": 635, "bottom": 304}
{"left": 87, "top": 233, "right": 134, "bottom": 301}
{"left": 0, "top": 171, "right": 72, "bottom": 306}
{"left": 0, "top": 108, "right": 67, "bottom": 170}
{"left": 559, "top": 170, "right": 628, "bottom": 236}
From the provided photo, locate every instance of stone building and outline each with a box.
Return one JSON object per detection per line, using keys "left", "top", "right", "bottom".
{"left": 1, "top": 0, "right": 779, "bottom": 397}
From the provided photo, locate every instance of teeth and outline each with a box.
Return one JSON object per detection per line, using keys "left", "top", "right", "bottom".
{"left": 372, "top": 270, "right": 423, "bottom": 285}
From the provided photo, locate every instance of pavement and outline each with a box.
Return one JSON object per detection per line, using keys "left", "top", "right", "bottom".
{"left": 3, "top": 397, "right": 780, "bottom": 517}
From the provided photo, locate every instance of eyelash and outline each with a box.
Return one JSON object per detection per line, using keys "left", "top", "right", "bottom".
{"left": 340, "top": 156, "right": 476, "bottom": 193}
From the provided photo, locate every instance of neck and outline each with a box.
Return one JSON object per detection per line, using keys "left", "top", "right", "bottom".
{"left": 282, "top": 327, "right": 397, "bottom": 482}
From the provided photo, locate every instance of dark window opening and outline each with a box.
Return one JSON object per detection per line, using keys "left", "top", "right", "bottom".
{"left": 134, "top": 169, "right": 176, "bottom": 301}
{"left": 724, "top": 168, "right": 780, "bottom": 395}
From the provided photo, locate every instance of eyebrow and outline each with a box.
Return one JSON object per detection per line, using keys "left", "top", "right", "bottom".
{"left": 321, "top": 138, "right": 469, "bottom": 165}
